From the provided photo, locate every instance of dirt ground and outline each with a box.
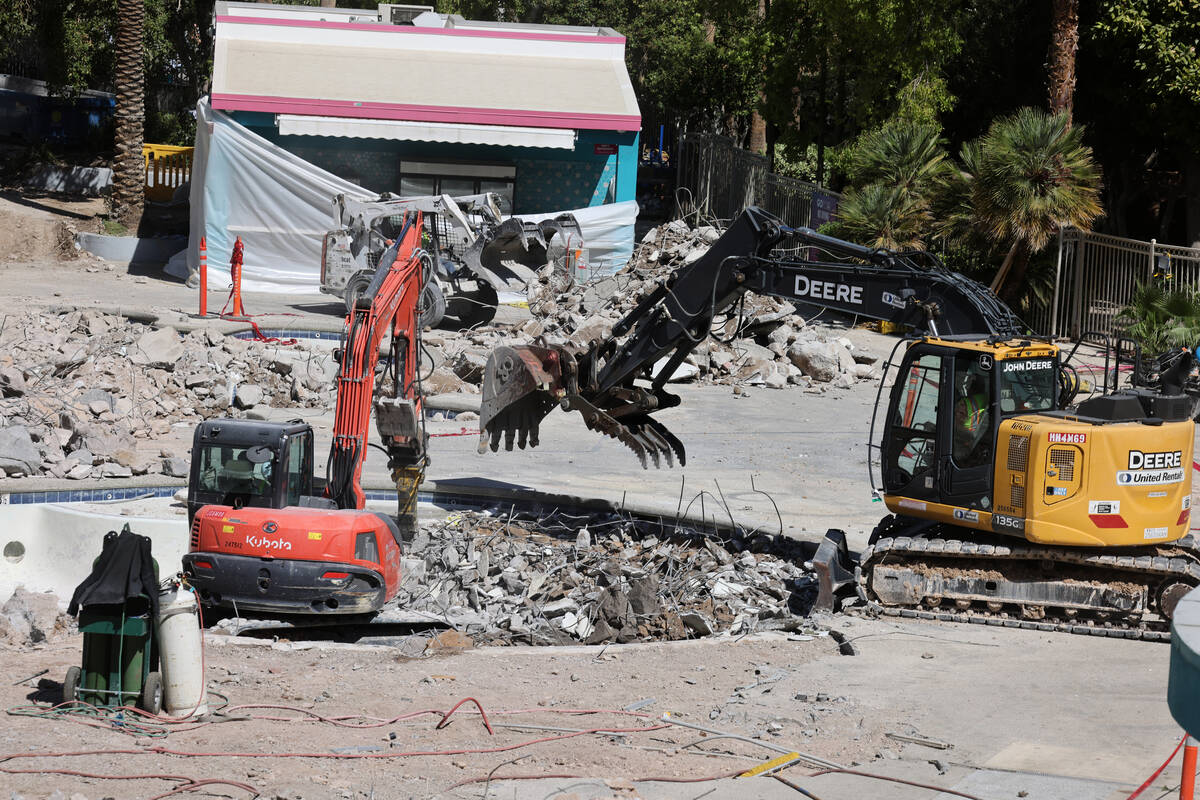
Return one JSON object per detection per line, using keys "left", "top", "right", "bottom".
{"left": 0, "top": 612, "right": 1180, "bottom": 800}
{"left": 0, "top": 192, "right": 1191, "bottom": 799}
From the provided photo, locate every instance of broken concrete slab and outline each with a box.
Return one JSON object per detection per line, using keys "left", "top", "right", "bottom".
{"left": 129, "top": 326, "right": 184, "bottom": 369}
{"left": 0, "top": 426, "right": 42, "bottom": 475}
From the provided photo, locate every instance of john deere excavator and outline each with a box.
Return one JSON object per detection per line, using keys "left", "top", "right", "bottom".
{"left": 182, "top": 211, "right": 430, "bottom": 615}
{"left": 477, "top": 206, "right": 1199, "bottom": 640}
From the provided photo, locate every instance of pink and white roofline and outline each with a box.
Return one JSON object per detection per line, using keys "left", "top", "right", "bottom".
{"left": 211, "top": 2, "right": 641, "bottom": 140}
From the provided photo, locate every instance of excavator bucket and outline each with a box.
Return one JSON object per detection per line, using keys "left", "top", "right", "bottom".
{"left": 478, "top": 345, "right": 566, "bottom": 453}
{"left": 479, "top": 343, "right": 688, "bottom": 469}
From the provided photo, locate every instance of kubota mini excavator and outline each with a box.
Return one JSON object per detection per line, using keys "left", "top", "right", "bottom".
{"left": 182, "top": 211, "right": 430, "bottom": 615}
{"left": 477, "top": 206, "right": 1199, "bottom": 640}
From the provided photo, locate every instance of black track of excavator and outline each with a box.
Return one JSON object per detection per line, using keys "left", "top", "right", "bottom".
{"left": 844, "top": 516, "right": 1200, "bottom": 642}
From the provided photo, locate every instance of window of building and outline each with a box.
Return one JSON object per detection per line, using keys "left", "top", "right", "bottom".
{"left": 398, "top": 161, "right": 515, "bottom": 212}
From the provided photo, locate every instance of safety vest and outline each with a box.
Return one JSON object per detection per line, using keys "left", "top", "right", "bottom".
{"left": 962, "top": 394, "right": 987, "bottom": 432}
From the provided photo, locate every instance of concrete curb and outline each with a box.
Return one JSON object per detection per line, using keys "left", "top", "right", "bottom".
{"left": 75, "top": 232, "right": 187, "bottom": 264}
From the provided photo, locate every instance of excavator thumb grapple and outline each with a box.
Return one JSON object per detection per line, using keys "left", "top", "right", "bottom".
{"left": 478, "top": 345, "right": 564, "bottom": 453}
{"left": 479, "top": 343, "right": 687, "bottom": 468}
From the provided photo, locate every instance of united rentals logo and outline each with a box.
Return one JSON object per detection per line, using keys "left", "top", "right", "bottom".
{"left": 952, "top": 508, "right": 980, "bottom": 523}
{"left": 262, "top": 521, "right": 278, "bottom": 534}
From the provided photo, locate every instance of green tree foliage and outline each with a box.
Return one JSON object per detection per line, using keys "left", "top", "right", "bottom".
{"left": 824, "top": 122, "right": 950, "bottom": 249}
{"left": 934, "top": 109, "right": 1102, "bottom": 304}
{"left": 1093, "top": 0, "right": 1200, "bottom": 125}
{"left": 826, "top": 184, "right": 930, "bottom": 249}
{"left": 760, "top": 0, "right": 961, "bottom": 164}
{"left": 0, "top": 0, "right": 116, "bottom": 96}
{"left": 0, "top": 0, "right": 213, "bottom": 146}
{"left": 828, "top": 111, "right": 1101, "bottom": 313}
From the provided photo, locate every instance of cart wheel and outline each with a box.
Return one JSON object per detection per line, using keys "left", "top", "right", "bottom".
{"left": 63, "top": 666, "right": 81, "bottom": 703}
{"left": 141, "top": 671, "right": 163, "bottom": 715}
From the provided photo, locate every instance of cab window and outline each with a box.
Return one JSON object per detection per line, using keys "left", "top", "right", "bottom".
{"left": 998, "top": 357, "right": 1057, "bottom": 413}
{"left": 282, "top": 432, "right": 311, "bottom": 507}
{"left": 194, "top": 445, "right": 274, "bottom": 499}
{"left": 891, "top": 354, "right": 941, "bottom": 478}
{"left": 952, "top": 352, "right": 993, "bottom": 468}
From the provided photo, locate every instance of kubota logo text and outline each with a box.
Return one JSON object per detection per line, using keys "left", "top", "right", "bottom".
{"left": 246, "top": 535, "right": 292, "bottom": 551}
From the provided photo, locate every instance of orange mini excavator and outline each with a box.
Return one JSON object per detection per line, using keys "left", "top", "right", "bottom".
{"left": 182, "top": 212, "right": 430, "bottom": 615}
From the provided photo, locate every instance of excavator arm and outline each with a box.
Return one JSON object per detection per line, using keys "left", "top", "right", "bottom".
{"left": 480, "top": 206, "right": 1029, "bottom": 468}
{"left": 326, "top": 211, "right": 428, "bottom": 510}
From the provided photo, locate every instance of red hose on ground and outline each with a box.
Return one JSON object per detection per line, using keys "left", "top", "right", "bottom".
{"left": 436, "top": 696, "right": 495, "bottom": 734}
{"left": 1125, "top": 735, "right": 1187, "bottom": 800}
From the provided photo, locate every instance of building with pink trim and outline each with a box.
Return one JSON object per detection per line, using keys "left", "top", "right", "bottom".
{"left": 211, "top": 2, "right": 642, "bottom": 213}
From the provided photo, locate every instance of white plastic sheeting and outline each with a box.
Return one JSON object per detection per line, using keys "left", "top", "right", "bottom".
{"left": 515, "top": 200, "right": 639, "bottom": 278}
{"left": 169, "top": 99, "right": 637, "bottom": 293}
{"left": 171, "top": 100, "right": 365, "bottom": 293}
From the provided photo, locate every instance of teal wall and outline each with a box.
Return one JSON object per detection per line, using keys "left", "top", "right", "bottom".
{"left": 230, "top": 111, "right": 638, "bottom": 214}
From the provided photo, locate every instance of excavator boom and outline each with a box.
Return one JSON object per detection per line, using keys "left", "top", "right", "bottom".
{"left": 480, "top": 206, "right": 1028, "bottom": 467}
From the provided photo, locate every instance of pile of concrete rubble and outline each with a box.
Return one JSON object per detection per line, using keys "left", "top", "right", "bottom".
{"left": 0, "top": 309, "right": 339, "bottom": 479}
{"left": 0, "top": 216, "right": 885, "bottom": 480}
{"left": 513, "top": 218, "right": 882, "bottom": 390}
{"left": 395, "top": 511, "right": 815, "bottom": 645}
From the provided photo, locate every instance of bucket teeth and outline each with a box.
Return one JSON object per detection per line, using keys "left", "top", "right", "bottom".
{"left": 478, "top": 396, "right": 549, "bottom": 454}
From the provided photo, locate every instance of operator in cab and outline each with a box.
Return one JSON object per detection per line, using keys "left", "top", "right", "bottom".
{"left": 953, "top": 390, "right": 990, "bottom": 467}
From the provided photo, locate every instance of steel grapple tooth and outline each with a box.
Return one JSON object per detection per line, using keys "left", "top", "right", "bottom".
{"left": 565, "top": 396, "right": 687, "bottom": 470}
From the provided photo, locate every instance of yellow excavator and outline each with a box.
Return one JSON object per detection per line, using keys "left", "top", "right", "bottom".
{"left": 477, "top": 206, "right": 1198, "bottom": 640}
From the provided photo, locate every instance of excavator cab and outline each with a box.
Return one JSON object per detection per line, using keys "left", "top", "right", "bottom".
{"left": 186, "top": 419, "right": 316, "bottom": 525}
{"left": 881, "top": 339, "right": 1060, "bottom": 516}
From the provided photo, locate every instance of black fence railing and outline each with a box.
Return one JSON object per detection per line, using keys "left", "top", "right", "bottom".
{"left": 674, "top": 133, "right": 840, "bottom": 230}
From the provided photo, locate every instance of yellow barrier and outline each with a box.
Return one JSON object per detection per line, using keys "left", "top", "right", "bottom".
{"left": 143, "top": 144, "right": 194, "bottom": 202}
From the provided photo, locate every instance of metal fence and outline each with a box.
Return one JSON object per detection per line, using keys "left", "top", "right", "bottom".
{"left": 674, "top": 133, "right": 838, "bottom": 229}
{"left": 1037, "top": 228, "right": 1200, "bottom": 339}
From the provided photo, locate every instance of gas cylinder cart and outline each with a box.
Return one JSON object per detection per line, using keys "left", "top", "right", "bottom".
{"left": 64, "top": 524, "right": 163, "bottom": 714}
{"left": 64, "top": 597, "right": 162, "bottom": 713}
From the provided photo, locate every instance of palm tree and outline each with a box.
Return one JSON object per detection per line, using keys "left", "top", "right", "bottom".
{"left": 110, "top": 0, "right": 145, "bottom": 227}
{"left": 827, "top": 122, "right": 950, "bottom": 249}
{"left": 849, "top": 122, "right": 952, "bottom": 196}
{"left": 1115, "top": 282, "right": 1200, "bottom": 356}
{"left": 827, "top": 184, "right": 931, "bottom": 251}
{"left": 960, "top": 108, "right": 1102, "bottom": 306}
{"left": 1047, "top": 0, "right": 1078, "bottom": 121}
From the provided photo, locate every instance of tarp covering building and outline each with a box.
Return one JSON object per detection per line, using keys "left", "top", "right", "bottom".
{"left": 173, "top": 101, "right": 637, "bottom": 292}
